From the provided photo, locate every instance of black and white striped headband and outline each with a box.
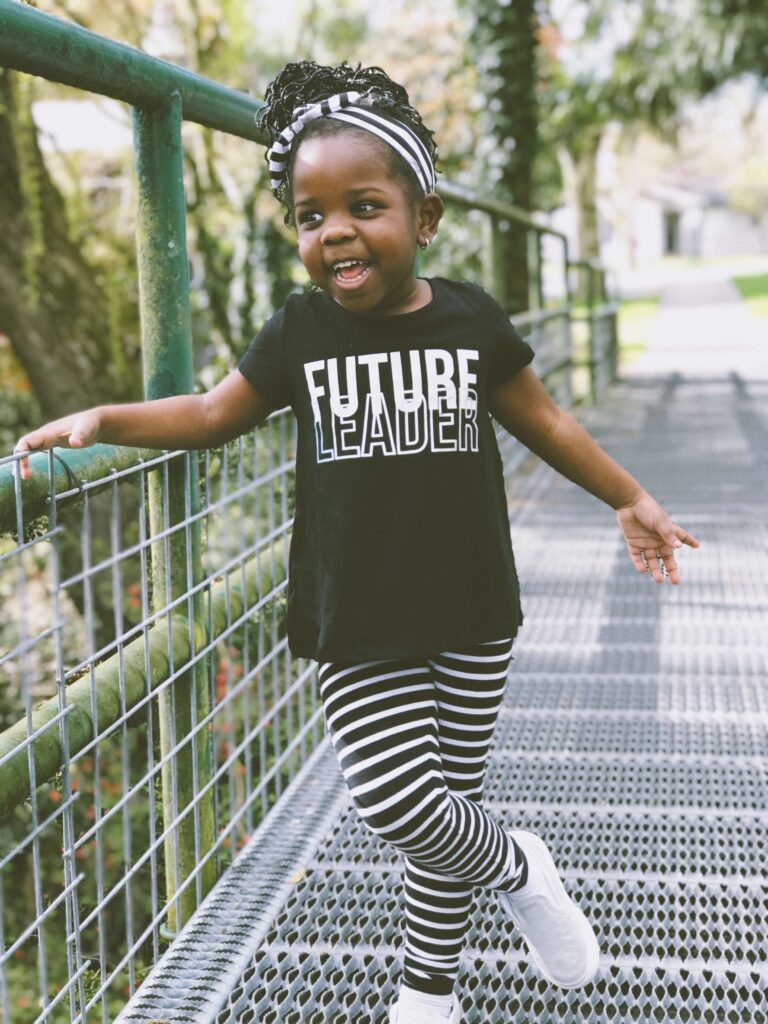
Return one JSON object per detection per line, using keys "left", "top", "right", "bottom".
{"left": 266, "top": 90, "right": 437, "bottom": 197}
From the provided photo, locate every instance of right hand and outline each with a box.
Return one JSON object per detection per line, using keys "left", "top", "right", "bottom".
{"left": 615, "top": 490, "right": 700, "bottom": 584}
{"left": 14, "top": 409, "right": 102, "bottom": 480}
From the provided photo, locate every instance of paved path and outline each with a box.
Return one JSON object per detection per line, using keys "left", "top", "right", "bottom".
{"left": 120, "top": 271, "right": 768, "bottom": 1024}
{"left": 626, "top": 272, "right": 768, "bottom": 379}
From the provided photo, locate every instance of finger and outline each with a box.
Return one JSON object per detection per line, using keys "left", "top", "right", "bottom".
{"left": 653, "top": 518, "right": 685, "bottom": 553}
{"left": 14, "top": 425, "right": 72, "bottom": 479}
{"left": 678, "top": 530, "right": 700, "bottom": 548}
{"left": 668, "top": 523, "right": 700, "bottom": 549}
{"left": 651, "top": 545, "right": 683, "bottom": 585}
{"left": 67, "top": 414, "right": 97, "bottom": 448}
{"left": 12, "top": 440, "right": 27, "bottom": 479}
{"left": 638, "top": 546, "right": 671, "bottom": 585}
{"left": 17, "top": 429, "right": 47, "bottom": 452}
{"left": 660, "top": 549, "right": 680, "bottom": 585}
{"left": 13, "top": 439, "right": 32, "bottom": 481}
{"left": 645, "top": 548, "right": 665, "bottom": 584}
{"left": 629, "top": 546, "right": 650, "bottom": 575}
{"left": 21, "top": 425, "right": 73, "bottom": 453}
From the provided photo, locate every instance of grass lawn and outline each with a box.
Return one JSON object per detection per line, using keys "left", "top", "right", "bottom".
{"left": 732, "top": 273, "right": 768, "bottom": 320}
{"left": 618, "top": 296, "right": 659, "bottom": 364}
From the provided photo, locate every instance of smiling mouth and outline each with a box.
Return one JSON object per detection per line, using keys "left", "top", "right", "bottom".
{"left": 332, "top": 259, "right": 372, "bottom": 284}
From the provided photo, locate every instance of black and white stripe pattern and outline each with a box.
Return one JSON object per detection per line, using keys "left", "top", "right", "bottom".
{"left": 317, "top": 637, "right": 527, "bottom": 996}
{"left": 266, "top": 90, "right": 437, "bottom": 196}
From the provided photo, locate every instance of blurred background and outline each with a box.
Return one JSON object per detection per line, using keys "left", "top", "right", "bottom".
{"left": 2, "top": 0, "right": 766, "bottom": 456}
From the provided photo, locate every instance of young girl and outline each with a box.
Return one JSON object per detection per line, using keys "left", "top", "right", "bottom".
{"left": 16, "top": 62, "right": 699, "bottom": 1024}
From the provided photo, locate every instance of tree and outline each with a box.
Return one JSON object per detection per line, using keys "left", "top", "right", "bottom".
{"left": 538, "top": 3, "right": 687, "bottom": 294}
{"left": 463, "top": 0, "right": 539, "bottom": 314}
{"left": 539, "top": 0, "right": 768, "bottom": 289}
{"left": 696, "top": 0, "right": 768, "bottom": 84}
{"left": 0, "top": 69, "right": 142, "bottom": 420}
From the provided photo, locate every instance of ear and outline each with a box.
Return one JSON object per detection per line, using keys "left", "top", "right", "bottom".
{"left": 417, "top": 192, "right": 444, "bottom": 245}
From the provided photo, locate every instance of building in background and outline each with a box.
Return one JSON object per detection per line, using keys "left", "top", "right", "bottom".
{"left": 610, "top": 177, "right": 768, "bottom": 267}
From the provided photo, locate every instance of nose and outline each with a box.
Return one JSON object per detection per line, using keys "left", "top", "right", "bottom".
{"left": 320, "top": 213, "right": 356, "bottom": 246}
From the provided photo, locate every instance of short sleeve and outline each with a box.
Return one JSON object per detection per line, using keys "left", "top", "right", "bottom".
{"left": 237, "top": 308, "right": 292, "bottom": 411}
{"left": 482, "top": 291, "right": 535, "bottom": 387}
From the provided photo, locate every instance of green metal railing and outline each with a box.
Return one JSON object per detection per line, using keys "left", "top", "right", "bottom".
{"left": 0, "top": 2, "right": 618, "bottom": 1020}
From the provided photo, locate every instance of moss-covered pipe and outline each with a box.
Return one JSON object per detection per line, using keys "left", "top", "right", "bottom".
{"left": 0, "top": 537, "right": 286, "bottom": 820}
{"left": 0, "top": 445, "right": 160, "bottom": 536}
{"left": 0, "top": 0, "right": 267, "bottom": 144}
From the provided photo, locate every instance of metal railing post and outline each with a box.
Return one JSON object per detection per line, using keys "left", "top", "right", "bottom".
{"left": 527, "top": 229, "right": 543, "bottom": 311}
{"left": 482, "top": 214, "right": 508, "bottom": 311}
{"left": 132, "top": 93, "right": 215, "bottom": 931}
{"left": 589, "top": 262, "right": 602, "bottom": 401}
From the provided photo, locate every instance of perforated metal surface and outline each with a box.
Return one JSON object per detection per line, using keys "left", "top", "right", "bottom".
{"left": 121, "top": 373, "right": 768, "bottom": 1022}
{"left": 115, "top": 742, "right": 348, "bottom": 1023}
{"left": 218, "top": 952, "right": 768, "bottom": 1024}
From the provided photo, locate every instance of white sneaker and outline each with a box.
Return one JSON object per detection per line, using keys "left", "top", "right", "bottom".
{"left": 499, "top": 829, "right": 600, "bottom": 989}
{"left": 389, "top": 992, "right": 461, "bottom": 1024}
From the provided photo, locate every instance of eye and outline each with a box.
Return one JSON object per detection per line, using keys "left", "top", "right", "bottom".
{"left": 297, "top": 210, "right": 321, "bottom": 226}
{"left": 355, "top": 201, "right": 378, "bottom": 214}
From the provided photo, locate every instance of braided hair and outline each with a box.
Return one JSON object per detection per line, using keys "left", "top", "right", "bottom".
{"left": 258, "top": 60, "right": 439, "bottom": 220}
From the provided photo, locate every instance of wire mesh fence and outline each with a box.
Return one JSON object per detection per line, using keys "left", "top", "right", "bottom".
{"left": 0, "top": 413, "right": 330, "bottom": 1023}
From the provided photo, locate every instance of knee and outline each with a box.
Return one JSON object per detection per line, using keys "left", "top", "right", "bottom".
{"left": 354, "top": 786, "right": 451, "bottom": 843}
{"left": 445, "top": 775, "right": 484, "bottom": 804}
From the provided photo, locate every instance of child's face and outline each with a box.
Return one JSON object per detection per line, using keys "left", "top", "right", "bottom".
{"left": 291, "top": 132, "right": 440, "bottom": 315}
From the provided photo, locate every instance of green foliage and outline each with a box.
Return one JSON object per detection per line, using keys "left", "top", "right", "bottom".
{"left": 0, "top": 379, "right": 40, "bottom": 459}
{"left": 696, "top": 0, "right": 768, "bottom": 82}
{"left": 417, "top": 206, "right": 487, "bottom": 290}
{"left": 534, "top": 0, "right": 768, "bottom": 268}
{"left": 462, "top": 0, "right": 538, "bottom": 206}
{"left": 460, "top": 0, "right": 539, "bottom": 311}
{"left": 727, "top": 154, "right": 768, "bottom": 220}
{"left": 618, "top": 295, "right": 659, "bottom": 363}
{"left": 539, "top": 4, "right": 679, "bottom": 151}
{"left": 732, "top": 273, "right": 768, "bottom": 319}
{"left": 12, "top": 76, "right": 46, "bottom": 311}
{"left": 539, "top": 0, "right": 768, "bottom": 148}
{"left": 255, "top": 201, "right": 301, "bottom": 320}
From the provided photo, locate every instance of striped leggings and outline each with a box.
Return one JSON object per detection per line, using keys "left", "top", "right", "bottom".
{"left": 318, "top": 637, "right": 528, "bottom": 996}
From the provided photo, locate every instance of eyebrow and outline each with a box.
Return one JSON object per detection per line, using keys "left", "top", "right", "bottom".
{"left": 294, "top": 186, "right": 388, "bottom": 209}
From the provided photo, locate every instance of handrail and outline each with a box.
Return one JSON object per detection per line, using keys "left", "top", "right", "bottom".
{"left": 438, "top": 180, "right": 567, "bottom": 240}
{"left": 0, "top": 445, "right": 160, "bottom": 533}
{"left": 0, "top": 0, "right": 267, "bottom": 141}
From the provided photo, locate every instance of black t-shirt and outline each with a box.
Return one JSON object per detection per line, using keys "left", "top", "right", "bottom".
{"left": 238, "top": 277, "right": 534, "bottom": 663}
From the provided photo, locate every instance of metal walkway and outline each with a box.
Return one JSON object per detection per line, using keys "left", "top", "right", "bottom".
{"left": 120, "top": 308, "right": 768, "bottom": 1021}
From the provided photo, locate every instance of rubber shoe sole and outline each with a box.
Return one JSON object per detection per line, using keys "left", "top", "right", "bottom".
{"left": 499, "top": 829, "right": 600, "bottom": 989}
{"left": 389, "top": 993, "right": 461, "bottom": 1023}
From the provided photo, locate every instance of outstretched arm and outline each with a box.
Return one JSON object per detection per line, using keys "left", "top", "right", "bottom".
{"left": 489, "top": 367, "right": 700, "bottom": 583}
{"left": 14, "top": 369, "right": 273, "bottom": 479}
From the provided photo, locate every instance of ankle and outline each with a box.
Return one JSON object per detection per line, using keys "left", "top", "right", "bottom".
{"left": 503, "top": 831, "right": 530, "bottom": 893}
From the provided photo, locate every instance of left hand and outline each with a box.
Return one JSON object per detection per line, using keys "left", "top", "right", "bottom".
{"left": 616, "top": 491, "right": 700, "bottom": 584}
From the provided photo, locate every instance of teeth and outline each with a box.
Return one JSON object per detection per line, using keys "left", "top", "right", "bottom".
{"left": 334, "top": 259, "right": 365, "bottom": 269}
